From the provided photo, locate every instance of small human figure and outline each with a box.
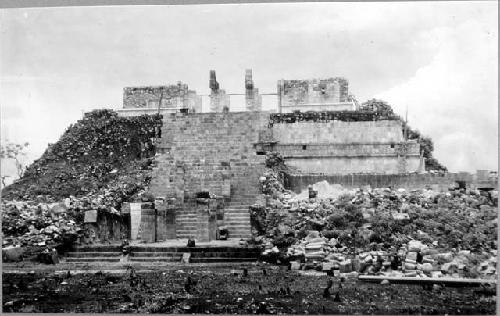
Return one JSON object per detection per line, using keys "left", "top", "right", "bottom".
{"left": 323, "top": 279, "right": 333, "bottom": 298}
{"left": 416, "top": 250, "right": 423, "bottom": 264}
{"left": 391, "top": 253, "right": 400, "bottom": 271}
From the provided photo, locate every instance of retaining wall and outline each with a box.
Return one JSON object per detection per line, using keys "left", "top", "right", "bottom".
{"left": 271, "top": 120, "right": 405, "bottom": 144}
{"left": 270, "top": 120, "right": 421, "bottom": 174}
{"left": 284, "top": 172, "right": 474, "bottom": 193}
{"left": 285, "top": 156, "right": 421, "bottom": 175}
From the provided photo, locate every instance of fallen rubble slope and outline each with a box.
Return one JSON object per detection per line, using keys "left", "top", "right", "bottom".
{"left": 2, "top": 110, "right": 162, "bottom": 254}
{"left": 2, "top": 109, "right": 162, "bottom": 201}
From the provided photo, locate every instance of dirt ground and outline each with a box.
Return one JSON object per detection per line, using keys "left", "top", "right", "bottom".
{"left": 2, "top": 264, "right": 496, "bottom": 314}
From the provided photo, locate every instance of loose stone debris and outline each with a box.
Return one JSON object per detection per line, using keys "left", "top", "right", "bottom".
{"left": 252, "top": 169, "right": 497, "bottom": 281}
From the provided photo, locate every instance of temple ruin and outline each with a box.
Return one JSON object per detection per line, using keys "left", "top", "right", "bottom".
{"left": 114, "top": 70, "right": 430, "bottom": 240}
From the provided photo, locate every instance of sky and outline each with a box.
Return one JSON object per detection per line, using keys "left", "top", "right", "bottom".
{"left": 0, "top": 1, "right": 498, "bottom": 183}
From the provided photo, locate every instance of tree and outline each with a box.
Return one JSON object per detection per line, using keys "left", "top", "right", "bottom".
{"left": 1, "top": 175, "right": 9, "bottom": 187}
{"left": 360, "top": 99, "right": 395, "bottom": 117}
{"left": 360, "top": 98, "right": 448, "bottom": 172}
{"left": 1, "top": 141, "right": 30, "bottom": 179}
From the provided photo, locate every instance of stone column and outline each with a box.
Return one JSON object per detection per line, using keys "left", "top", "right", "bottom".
{"left": 196, "top": 198, "right": 210, "bottom": 242}
{"left": 209, "top": 70, "right": 230, "bottom": 112}
{"left": 245, "top": 69, "right": 262, "bottom": 111}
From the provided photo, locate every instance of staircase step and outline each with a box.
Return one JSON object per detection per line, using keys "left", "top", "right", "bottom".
{"left": 72, "top": 246, "right": 122, "bottom": 252}
{"left": 190, "top": 257, "right": 258, "bottom": 263}
{"left": 227, "top": 234, "right": 252, "bottom": 238}
{"left": 129, "top": 257, "right": 180, "bottom": 262}
{"left": 130, "top": 252, "right": 182, "bottom": 257}
{"left": 223, "top": 217, "right": 250, "bottom": 222}
{"left": 66, "top": 252, "right": 121, "bottom": 258}
{"left": 65, "top": 257, "right": 121, "bottom": 263}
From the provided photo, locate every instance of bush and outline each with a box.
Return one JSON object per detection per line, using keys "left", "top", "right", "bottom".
{"left": 322, "top": 230, "right": 339, "bottom": 239}
{"left": 249, "top": 205, "right": 267, "bottom": 236}
{"left": 327, "top": 213, "right": 348, "bottom": 229}
{"left": 273, "top": 236, "right": 298, "bottom": 249}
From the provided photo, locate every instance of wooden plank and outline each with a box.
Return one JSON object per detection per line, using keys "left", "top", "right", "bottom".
{"left": 358, "top": 275, "right": 496, "bottom": 287}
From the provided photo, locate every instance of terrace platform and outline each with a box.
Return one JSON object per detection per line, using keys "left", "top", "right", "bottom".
{"left": 64, "top": 239, "right": 261, "bottom": 263}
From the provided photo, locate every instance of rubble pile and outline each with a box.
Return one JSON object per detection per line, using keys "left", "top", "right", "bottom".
{"left": 254, "top": 170, "right": 498, "bottom": 279}
{"left": 2, "top": 200, "right": 82, "bottom": 260}
{"left": 2, "top": 109, "right": 162, "bottom": 200}
{"left": 1, "top": 181, "right": 141, "bottom": 258}
{"left": 2, "top": 109, "right": 163, "bottom": 259}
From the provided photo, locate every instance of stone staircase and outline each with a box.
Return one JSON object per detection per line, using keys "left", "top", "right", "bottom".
{"left": 63, "top": 245, "right": 261, "bottom": 263}
{"left": 149, "top": 112, "right": 269, "bottom": 240}
{"left": 129, "top": 246, "right": 261, "bottom": 263}
{"left": 175, "top": 205, "right": 198, "bottom": 239}
{"left": 65, "top": 245, "right": 122, "bottom": 263}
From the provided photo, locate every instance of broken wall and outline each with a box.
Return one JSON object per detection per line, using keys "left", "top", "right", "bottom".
{"left": 278, "top": 78, "right": 353, "bottom": 112}
{"left": 123, "top": 83, "right": 201, "bottom": 113}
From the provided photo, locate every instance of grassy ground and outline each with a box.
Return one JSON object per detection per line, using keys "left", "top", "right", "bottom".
{"left": 2, "top": 264, "right": 495, "bottom": 314}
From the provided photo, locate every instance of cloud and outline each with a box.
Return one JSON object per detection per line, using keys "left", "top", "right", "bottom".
{"left": 375, "top": 19, "right": 498, "bottom": 172}
{"left": 0, "top": 2, "right": 497, "bottom": 179}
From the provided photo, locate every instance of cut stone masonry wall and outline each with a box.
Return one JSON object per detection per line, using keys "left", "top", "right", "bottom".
{"left": 149, "top": 111, "right": 270, "bottom": 238}
{"left": 123, "top": 83, "right": 201, "bottom": 113}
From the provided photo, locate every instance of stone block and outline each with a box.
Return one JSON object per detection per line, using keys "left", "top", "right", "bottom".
{"left": 340, "top": 259, "right": 352, "bottom": 273}
{"left": 121, "top": 202, "right": 131, "bottom": 214}
{"left": 290, "top": 261, "right": 301, "bottom": 270}
{"left": 84, "top": 210, "right": 98, "bottom": 223}
{"left": 406, "top": 252, "right": 417, "bottom": 261}
{"left": 305, "top": 242, "right": 325, "bottom": 250}
{"left": 422, "top": 263, "right": 434, "bottom": 273}
{"left": 405, "top": 258, "right": 417, "bottom": 265}
{"left": 305, "top": 251, "right": 325, "bottom": 260}
{"left": 140, "top": 209, "right": 156, "bottom": 243}
{"left": 322, "top": 262, "right": 334, "bottom": 271}
{"left": 182, "top": 253, "right": 191, "bottom": 263}
{"left": 363, "top": 255, "right": 373, "bottom": 264}
{"left": 2, "top": 247, "right": 25, "bottom": 262}
{"left": 441, "top": 262, "right": 458, "bottom": 274}
{"left": 351, "top": 258, "right": 361, "bottom": 272}
{"left": 404, "top": 262, "right": 416, "bottom": 270}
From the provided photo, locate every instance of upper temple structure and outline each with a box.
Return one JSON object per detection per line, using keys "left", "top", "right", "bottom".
{"left": 277, "top": 77, "right": 356, "bottom": 113}
{"left": 121, "top": 82, "right": 202, "bottom": 116}
{"left": 116, "top": 70, "right": 424, "bottom": 187}
{"left": 118, "top": 70, "right": 357, "bottom": 115}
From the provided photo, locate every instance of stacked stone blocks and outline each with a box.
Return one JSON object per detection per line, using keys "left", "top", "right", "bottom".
{"left": 149, "top": 112, "right": 270, "bottom": 239}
